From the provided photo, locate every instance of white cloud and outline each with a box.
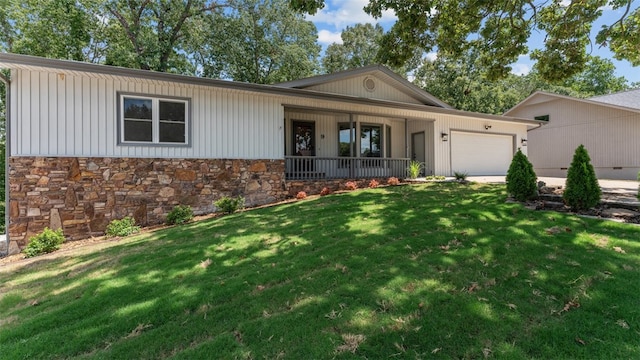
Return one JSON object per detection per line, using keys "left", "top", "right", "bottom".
{"left": 307, "top": 0, "right": 396, "bottom": 30}
{"left": 317, "top": 30, "right": 343, "bottom": 45}
{"left": 511, "top": 63, "right": 531, "bottom": 76}
{"left": 424, "top": 52, "right": 438, "bottom": 61}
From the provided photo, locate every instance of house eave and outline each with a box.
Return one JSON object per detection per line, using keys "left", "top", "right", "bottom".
{"left": 505, "top": 90, "right": 640, "bottom": 117}
{"left": 0, "top": 53, "right": 539, "bottom": 126}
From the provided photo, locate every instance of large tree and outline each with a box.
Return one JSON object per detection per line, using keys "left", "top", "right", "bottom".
{"left": 0, "top": 0, "right": 103, "bottom": 61}
{"left": 103, "top": 0, "right": 228, "bottom": 73}
{"left": 195, "top": 0, "right": 320, "bottom": 83}
{"left": 413, "top": 52, "right": 629, "bottom": 114}
{"left": 291, "top": 0, "right": 640, "bottom": 82}
{"left": 321, "top": 23, "right": 420, "bottom": 75}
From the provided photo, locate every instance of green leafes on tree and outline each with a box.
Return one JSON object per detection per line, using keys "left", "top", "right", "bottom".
{"left": 293, "top": 0, "right": 640, "bottom": 82}
{"left": 195, "top": 0, "right": 320, "bottom": 83}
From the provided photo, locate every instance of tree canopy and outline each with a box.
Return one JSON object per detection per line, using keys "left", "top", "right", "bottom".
{"left": 291, "top": 0, "right": 640, "bottom": 81}
{"left": 413, "top": 52, "right": 629, "bottom": 114}
{"left": 195, "top": 0, "right": 320, "bottom": 83}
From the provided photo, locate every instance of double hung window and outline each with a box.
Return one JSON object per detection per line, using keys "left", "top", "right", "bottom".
{"left": 120, "top": 94, "right": 189, "bottom": 145}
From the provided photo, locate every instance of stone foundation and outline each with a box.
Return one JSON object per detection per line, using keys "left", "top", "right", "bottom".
{"left": 9, "top": 157, "right": 287, "bottom": 247}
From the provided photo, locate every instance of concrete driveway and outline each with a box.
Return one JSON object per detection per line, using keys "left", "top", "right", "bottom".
{"left": 466, "top": 176, "right": 638, "bottom": 196}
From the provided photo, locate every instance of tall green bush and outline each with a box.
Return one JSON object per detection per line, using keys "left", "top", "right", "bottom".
{"left": 506, "top": 149, "right": 538, "bottom": 201}
{"left": 563, "top": 145, "right": 601, "bottom": 211}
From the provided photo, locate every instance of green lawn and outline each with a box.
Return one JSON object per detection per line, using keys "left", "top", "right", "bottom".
{"left": 1, "top": 183, "right": 639, "bottom": 359}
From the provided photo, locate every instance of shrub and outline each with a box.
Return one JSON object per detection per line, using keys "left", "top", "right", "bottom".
{"left": 215, "top": 196, "right": 245, "bottom": 214}
{"left": 506, "top": 149, "right": 538, "bottom": 201}
{"left": 166, "top": 205, "right": 194, "bottom": 225}
{"left": 296, "top": 191, "right": 307, "bottom": 200}
{"left": 454, "top": 171, "right": 468, "bottom": 182}
{"left": 407, "top": 161, "right": 423, "bottom": 179}
{"left": 344, "top": 181, "right": 358, "bottom": 190}
{"left": 23, "top": 228, "right": 65, "bottom": 258}
{"left": 369, "top": 179, "right": 379, "bottom": 188}
{"left": 105, "top": 217, "right": 140, "bottom": 237}
{"left": 320, "top": 187, "right": 332, "bottom": 196}
{"left": 425, "top": 175, "right": 446, "bottom": 181}
{"left": 387, "top": 177, "right": 400, "bottom": 186}
{"left": 563, "top": 144, "right": 601, "bottom": 211}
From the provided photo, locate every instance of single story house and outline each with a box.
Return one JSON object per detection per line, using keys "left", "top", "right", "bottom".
{"left": 0, "top": 53, "right": 540, "bottom": 253}
{"left": 505, "top": 90, "right": 640, "bottom": 180}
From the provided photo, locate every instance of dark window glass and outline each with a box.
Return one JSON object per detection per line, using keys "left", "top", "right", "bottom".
{"left": 386, "top": 126, "right": 391, "bottom": 158}
{"left": 160, "top": 101, "right": 186, "bottom": 122}
{"left": 160, "top": 122, "right": 186, "bottom": 143}
{"left": 123, "top": 98, "right": 152, "bottom": 120}
{"left": 124, "top": 120, "right": 153, "bottom": 142}
{"left": 361, "top": 125, "right": 381, "bottom": 157}
{"left": 534, "top": 115, "right": 550, "bottom": 122}
{"left": 338, "top": 123, "right": 355, "bottom": 157}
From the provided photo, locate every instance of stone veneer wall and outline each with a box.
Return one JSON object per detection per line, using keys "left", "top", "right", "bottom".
{"left": 8, "top": 157, "right": 287, "bottom": 248}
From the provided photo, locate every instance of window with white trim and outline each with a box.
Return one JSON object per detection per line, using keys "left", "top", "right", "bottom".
{"left": 120, "top": 94, "right": 189, "bottom": 145}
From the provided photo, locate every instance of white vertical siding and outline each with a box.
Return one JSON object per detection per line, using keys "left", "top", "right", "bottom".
{"left": 10, "top": 69, "right": 285, "bottom": 159}
{"left": 305, "top": 74, "right": 424, "bottom": 105}
{"left": 431, "top": 114, "right": 527, "bottom": 176}
{"left": 508, "top": 99, "right": 640, "bottom": 180}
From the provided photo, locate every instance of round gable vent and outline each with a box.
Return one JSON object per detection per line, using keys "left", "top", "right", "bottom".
{"left": 363, "top": 77, "right": 376, "bottom": 92}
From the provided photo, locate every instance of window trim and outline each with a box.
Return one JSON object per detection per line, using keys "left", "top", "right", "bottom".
{"left": 360, "top": 123, "right": 382, "bottom": 158}
{"left": 117, "top": 92, "right": 192, "bottom": 147}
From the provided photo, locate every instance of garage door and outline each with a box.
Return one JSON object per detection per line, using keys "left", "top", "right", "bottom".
{"left": 451, "top": 131, "right": 514, "bottom": 175}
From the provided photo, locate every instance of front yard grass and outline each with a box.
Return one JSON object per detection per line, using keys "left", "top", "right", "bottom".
{"left": 1, "top": 182, "right": 639, "bottom": 359}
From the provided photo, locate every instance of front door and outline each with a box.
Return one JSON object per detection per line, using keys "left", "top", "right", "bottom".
{"left": 412, "top": 132, "right": 426, "bottom": 176}
{"left": 292, "top": 121, "right": 315, "bottom": 156}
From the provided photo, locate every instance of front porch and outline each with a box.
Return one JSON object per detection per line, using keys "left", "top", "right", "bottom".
{"left": 284, "top": 106, "right": 434, "bottom": 181}
{"left": 285, "top": 156, "right": 410, "bottom": 180}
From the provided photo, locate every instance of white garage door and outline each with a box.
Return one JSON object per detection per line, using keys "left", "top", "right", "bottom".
{"left": 451, "top": 131, "right": 514, "bottom": 175}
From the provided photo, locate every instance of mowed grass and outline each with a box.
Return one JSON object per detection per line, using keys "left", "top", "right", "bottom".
{"left": 1, "top": 182, "right": 639, "bottom": 359}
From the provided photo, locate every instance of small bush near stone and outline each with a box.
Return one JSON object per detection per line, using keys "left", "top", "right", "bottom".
{"left": 105, "top": 217, "right": 140, "bottom": 237}
{"left": 23, "top": 227, "right": 65, "bottom": 258}
{"left": 345, "top": 181, "right": 358, "bottom": 191}
{"left": 506, "top": 149, "right": 538, "bottom": 201}
{"left": 320, "top": 187, "right": 332, "bottom": 196}
{"left": 454, "top": 171, "right": 468, "bottom": 182}
{"left": 563, "top": 144, "right": 601, "bottom": 211}
{"left": 387, "top": 177, "right": 400, "bottom": 186}
{"left": 215, "top": 196, "right": 245, "bottom": 214}
{"left": 369, "top": 179, "right": 379, "bottom": 188}
{"left": 166, "top": 205, "right": 194, "bottom": 225}
{"left": 296, "top": 191, "right": 307, "bottom": 200}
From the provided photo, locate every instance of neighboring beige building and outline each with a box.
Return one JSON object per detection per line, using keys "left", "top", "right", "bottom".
{"left": 505, "top": 90, "right": 640, "bottom": 180}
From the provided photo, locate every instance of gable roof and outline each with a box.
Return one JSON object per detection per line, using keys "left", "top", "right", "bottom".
{"left": 504, "top": 90, "right": 640, "bottom": 117}
{"left": 0, "top": 52, "right": 543, "bottom": 126}
{"left": 589, "top": 88, "right": 640, "bottom": 109}
{"left": 275, "top": 65, "right": 452, "bottom": 109}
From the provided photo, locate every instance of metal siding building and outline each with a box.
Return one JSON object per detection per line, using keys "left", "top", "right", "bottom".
{"left": 506, "top": 91, "right": 640, "bottom": 180}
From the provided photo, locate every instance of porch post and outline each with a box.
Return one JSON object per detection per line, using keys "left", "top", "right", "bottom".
{"left": 349, "top": 113, "right": 354, "bottom": 178}
{"left": 405, "top": 118, "right": 409, "bottom": 158}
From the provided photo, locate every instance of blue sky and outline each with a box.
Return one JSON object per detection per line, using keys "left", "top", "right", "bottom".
{"left": 307, "top": 0, "right": 640, "bottom": 84}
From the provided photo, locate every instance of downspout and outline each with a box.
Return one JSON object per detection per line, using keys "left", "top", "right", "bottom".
{"left": 0, "top": 71, "right": 9, "bottom": 256}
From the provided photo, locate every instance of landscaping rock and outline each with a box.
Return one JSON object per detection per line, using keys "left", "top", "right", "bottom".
{"left": 601, "top": 208, "right": 639, "bottom": 219}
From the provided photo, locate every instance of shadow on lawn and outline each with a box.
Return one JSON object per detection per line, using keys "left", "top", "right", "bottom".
{"left": 1, "top": 183, "right": 638, "bottom": 359}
